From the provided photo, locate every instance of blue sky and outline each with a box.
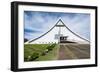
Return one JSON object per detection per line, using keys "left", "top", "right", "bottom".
{"left": 24, "top": 11, "right": 90, "bottom": 40}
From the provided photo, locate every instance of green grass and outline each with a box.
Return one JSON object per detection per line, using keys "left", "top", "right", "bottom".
{"left": 24, "top": 43, "right": 59, "bottom": 62}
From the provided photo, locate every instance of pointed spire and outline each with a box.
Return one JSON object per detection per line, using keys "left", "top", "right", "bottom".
{"left": 55, "top": 19, "right": 65, "bottom": 27}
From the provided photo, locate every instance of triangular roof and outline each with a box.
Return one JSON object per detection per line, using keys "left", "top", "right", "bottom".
{"left": 25, "top": 19, "right": 90, "bottom": 44}
{"left": 55, "top": 19, "right": 65, "bottom": 27}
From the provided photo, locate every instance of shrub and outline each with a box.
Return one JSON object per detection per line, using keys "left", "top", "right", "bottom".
{"left": 46, "top": 44, "right": 56, "bottom": 51}
{"left": 29, "top": 52, "right": 39, "bottom": 61}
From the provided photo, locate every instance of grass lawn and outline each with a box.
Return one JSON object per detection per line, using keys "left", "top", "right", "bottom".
{"left": 24, "top": 43, "right": 59, "bottom": 62}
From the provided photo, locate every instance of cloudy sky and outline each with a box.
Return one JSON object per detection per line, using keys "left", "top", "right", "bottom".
{"left": 24, "top": 11, "right": 90, "bottom": 41}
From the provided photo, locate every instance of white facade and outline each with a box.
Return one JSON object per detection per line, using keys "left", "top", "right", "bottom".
{"left": 25, "top": 19, "right": 90, "bottom": 44}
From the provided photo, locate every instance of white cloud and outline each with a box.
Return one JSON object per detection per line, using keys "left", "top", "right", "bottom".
{"left": 24, "top": 11, "right": 90, "bottom": 41}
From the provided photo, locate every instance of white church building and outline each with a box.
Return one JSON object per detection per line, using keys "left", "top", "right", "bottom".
{"left": 25, "top": 19, "right": 90, "bottom": 44}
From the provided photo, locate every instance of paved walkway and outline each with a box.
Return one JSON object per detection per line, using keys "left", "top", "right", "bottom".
{"left": 58, "top": 44, "right": 90, "bottom": 60}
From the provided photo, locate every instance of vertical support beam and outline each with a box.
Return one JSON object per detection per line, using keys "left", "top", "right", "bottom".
{"left": 58, "top": 27, "right": 61, "bottom": 43}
